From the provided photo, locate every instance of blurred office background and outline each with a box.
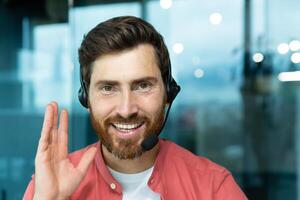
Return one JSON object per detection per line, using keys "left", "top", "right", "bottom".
{"left": 0, "top": 0, "right": 300, "bottom": 199}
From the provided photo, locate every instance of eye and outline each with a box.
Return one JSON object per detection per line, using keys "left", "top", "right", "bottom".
{"left": 135, "top": 81, "right": 153, "bottom": 92}
{"left": 99, "top": 85, "right": 116, "bottom": 95}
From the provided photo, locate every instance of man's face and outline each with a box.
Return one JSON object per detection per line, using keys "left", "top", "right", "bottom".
{"left": 88, "top": 44, "right": 166, "bottom": 159}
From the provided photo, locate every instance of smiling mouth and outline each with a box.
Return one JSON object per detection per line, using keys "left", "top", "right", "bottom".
{"left": 111, "top": 122, "right": 144, "bottom": 133}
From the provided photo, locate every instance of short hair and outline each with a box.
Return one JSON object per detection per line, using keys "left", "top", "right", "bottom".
{"left": 78, "top": 16, "right": 171, "bottom": 90}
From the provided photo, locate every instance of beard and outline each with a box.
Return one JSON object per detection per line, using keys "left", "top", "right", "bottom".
{"left": 89, "top": 105, "right": 165, "bottom": 160}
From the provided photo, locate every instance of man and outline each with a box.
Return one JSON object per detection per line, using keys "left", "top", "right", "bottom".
{"left": 23, "top": 16, "right": 247, "bottom": 200}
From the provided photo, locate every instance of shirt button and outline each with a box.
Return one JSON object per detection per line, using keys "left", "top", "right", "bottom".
{"left": 110, "top": 183, "right": 116, "bottom": 190}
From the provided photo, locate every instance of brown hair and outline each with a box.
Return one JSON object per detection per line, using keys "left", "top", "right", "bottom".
{"left": 78, "top": 16, "right": 171, "bottom": 90}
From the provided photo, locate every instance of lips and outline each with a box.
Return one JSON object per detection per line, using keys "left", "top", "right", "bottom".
{"left": 110, "top": 122, "right": 145, "bottom": 139}
{"left": 112, "top": 122, "right": 144, "bottom": 132}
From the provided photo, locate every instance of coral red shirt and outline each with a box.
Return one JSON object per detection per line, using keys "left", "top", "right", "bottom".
{"left": 23, "top": 139, "right": 247, "bottom": 200}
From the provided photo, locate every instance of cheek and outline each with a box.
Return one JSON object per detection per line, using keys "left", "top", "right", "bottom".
{"left": 90, "top": 100, "right": 115, "bottom": 121}
{"left": 138, "top": 93, "right": 165, "bottom": 114}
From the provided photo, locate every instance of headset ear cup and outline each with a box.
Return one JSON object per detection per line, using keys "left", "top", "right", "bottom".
{"left": 167, "top": 78, "right": 181, "bottom": 103}
{"left": 78, "top": 66, "right": 89, "bottom": 108}
{"left": 78, "top": 87, "right": 88, "bottom": 108}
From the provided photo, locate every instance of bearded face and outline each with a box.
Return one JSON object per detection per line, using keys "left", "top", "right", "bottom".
{"left": 90, "top": 102, "right": 165, "bottom": 159}
{"left": 87, "top": 44, "right": 167, "bottom": 160}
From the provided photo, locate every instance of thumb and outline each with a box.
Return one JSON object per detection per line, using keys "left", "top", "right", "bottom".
{"left": 76, "top": 147, "right": 97, "bottom": 177}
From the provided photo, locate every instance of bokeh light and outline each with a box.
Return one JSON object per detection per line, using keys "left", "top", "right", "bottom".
{"left": 209, "top": 12, "right": 223, "bottom": 25}
{"left": 253, "top": 52, "right": 264, "bottom": 63}
{"left": 278, "top": 71, "right": 300, "bottom": 82}
{"left": 291, "top": 52, "right": 300, "bottom": 64}
{"left": 277, "top": 43, "right": 289, "bottom": 54}
{"left": 172, "top": 43, "right": 184, "bottom": 54}
{"left": 160, "top": 0, "right": 173, "bottom": 9}
{"left": 194, "top": 68, "right": 204, "bottom": 78}
{"left": 289, "top": 40, "right": 300, "bottom": 51}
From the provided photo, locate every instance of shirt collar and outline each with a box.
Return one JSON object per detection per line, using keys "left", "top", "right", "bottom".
{"left": 94, "top": 139, "right": 170, "bottom": 194}
{"left": 148, "top": 139, "right": 169, "bottom": 189}
{"left": 94, "top": 141, "right": 123, "bottom": 194}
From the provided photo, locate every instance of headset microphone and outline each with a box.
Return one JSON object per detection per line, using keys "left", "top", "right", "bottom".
{"left": 141, "top": 134, "right": 159, "bottom": 151}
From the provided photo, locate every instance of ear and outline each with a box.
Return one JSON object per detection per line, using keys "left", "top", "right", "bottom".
{"left": 164, "top": 102, "right": 170, "bottom": 112}
{"left": 164, "top": 91, "right": 168, "bottom": 104}
{"left": 163, "top": 104, "right": 169, "bottom": 115}
{"left": 87, "top": 100, "right": 91, "bottom": 112}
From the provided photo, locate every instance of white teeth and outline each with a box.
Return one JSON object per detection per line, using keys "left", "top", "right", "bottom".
{"left": 114, "top": 123, "right": 141, "bottom": 130}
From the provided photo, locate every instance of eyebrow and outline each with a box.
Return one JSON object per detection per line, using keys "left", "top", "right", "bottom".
{"left": 93, "top": 76, "right": 158, "bottom": 87}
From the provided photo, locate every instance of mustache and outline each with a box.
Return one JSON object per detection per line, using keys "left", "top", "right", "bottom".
{"left": 104, "top": 113, "right": 148, "bottom": 124}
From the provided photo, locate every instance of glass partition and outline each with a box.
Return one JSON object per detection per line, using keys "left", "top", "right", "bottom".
{"left": 0, "top": 0, "right": 299, "bottom": 199}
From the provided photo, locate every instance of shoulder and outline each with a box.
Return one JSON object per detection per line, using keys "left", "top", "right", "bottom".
{"left": 161, "top": 140, "right": 245, "bottom": 195}
{"left": 161, "top": 140, "right": 247, "bottom": 199}
{"left": 162, "top": 139, "right": 231, "bottom": 177}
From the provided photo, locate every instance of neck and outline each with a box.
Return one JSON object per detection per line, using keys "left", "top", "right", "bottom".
{"left": 101, "top": 142, "right": 160, "bottom": 174}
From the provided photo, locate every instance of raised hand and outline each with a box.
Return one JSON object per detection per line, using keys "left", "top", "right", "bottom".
{"left": 33, "top": 102, "right": 97, "bottom": 200}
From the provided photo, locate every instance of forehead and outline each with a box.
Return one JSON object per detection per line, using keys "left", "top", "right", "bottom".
{"left": 90, "top": 44, "right": 162, "bottom": 83}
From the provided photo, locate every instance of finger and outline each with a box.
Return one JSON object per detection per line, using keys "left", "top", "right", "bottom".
{"left": 51, "top": 101, "right": 59, "bottom": 129}
{"left": 50, "top": 102, "right": 58, "bottom": 145}
{"left": 76, "top": 147, "right": 97, "bottom": 176}
{"left": 58, "top": 109, "right": 69, "bottom": 159}
{"left": 37, "top": 104, "right": 54, "bottom": 152}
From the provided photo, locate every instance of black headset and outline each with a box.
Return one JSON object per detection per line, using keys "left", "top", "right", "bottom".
{"left": 78, "top": 57, "right": 180, "bottom": 108}
{"left": 78, "top": 69, "right": 89, "bottom": 108}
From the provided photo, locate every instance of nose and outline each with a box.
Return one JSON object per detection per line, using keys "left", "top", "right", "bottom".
{"left": 116, "top": 89, "right": 138, "bottom": 119}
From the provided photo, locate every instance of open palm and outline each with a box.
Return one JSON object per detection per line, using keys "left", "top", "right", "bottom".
{"left": 33, "top": 102, "right": 96, "bottom": 200}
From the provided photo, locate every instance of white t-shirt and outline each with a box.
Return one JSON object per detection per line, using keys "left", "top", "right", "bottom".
{"left": 108, "top": 166, "right": 160, "bottom": 200}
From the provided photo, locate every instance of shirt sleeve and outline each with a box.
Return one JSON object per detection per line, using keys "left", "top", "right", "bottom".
{"left": 214, "top": 173, "right": 248, "bottom": 200}
{"left": 23, "top": 176, "right": 35, "bottom": 200}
